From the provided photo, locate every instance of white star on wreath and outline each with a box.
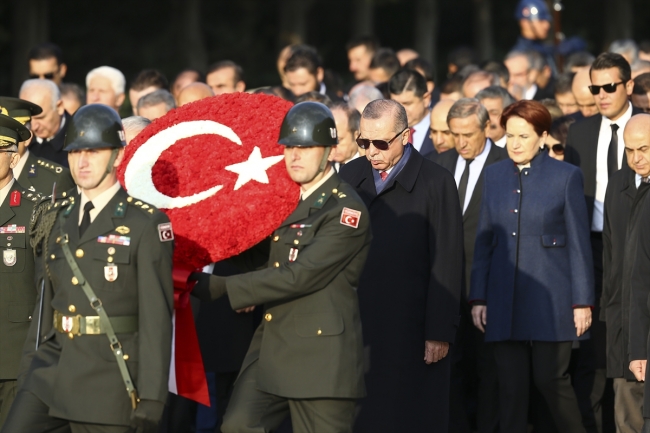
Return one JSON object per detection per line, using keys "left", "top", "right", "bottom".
{"left": 225, "top": 146, "right": 285, "bottom": 190}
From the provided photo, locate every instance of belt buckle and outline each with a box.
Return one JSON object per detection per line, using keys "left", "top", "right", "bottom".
{"left": 56, "top": 312, "right": 82, "bottom": 338}
{"left": 85, "top": 316, "right": 101, "bottom": 334}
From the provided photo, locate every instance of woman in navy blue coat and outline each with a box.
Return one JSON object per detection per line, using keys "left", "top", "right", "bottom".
{"left": 469, "top": 100, "right": 594, "bottom": 433}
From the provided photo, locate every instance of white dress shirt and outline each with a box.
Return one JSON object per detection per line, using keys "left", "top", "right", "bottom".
{"left": 12, "top": 150, "right": 29, "bottom": 179}
{"left": 454, "top": 139, "right": 492, "bottom": 213}
{"left": 0, "top": 178, "right": 15, "bottom": 206}
{"left": 524, "top": 84, "right": 538, "bottom": 101}
{"left": 78, "top": 181, "right": 122, "bottom": 226}
{"left": 592, "top": 102, "right": 633, "bottom": 232}
{"left": 411, "top": 113, "right": 431, "bottom": 153}
{"left": 494, "top": 135, "right": 506, "bottom": 148}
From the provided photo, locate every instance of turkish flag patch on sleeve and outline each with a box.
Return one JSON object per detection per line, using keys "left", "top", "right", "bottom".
{"left": 340, "top": 207, "right": 361, "bottom": 229}
{"left": 158, "top": 223, "right": 174, "bottom": 242}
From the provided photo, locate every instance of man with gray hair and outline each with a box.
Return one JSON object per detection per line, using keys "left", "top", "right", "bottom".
{"left": 476, "top": 86, "right": 516, "bottom": 147}
{"left": 339, "top": 99, "right": 463, "bottom": 433}
{"left": 609, "top": 39, "right": 639, "bottom": 65}
{"left": 136, "top": 90, "right": 175, "bottom": 121}
{"left": 330, "top": 102, "right": 361, "bottom": 169}
{"left": 86, "top": 66, "right": 126, "bottom": 113}
{"left": 348, "top": 83, "right": 383, "bottom": 115}
{"left": 18, "top": 79, "right": 70, "bottom": 167}
{"left": 462, "top": 71, "right": 498, "bottom": 98}
{"left": 434, "top": 97, "right": 508, "bottom": 433}
{"left": 504, "top": 50, "right": 539, "bottom": 100}
{"left": 122, "top": 116, "right": 151, "bottom": 145}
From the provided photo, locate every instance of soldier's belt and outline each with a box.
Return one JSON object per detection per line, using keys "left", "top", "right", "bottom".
{"left": 54, "top": 311, "right": 138, "bottom": 337}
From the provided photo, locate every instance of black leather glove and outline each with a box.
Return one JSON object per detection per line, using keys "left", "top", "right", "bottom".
{"left": 130, "top": 399, "right": 164, "bottom": 433}
{"left": 190, "top": 272, "right": 227, "bottom": 302}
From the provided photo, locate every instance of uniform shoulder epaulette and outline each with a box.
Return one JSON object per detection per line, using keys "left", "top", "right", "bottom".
{"left": 124, "top": 195, "right": 159, "bottom": 216}
{"left": 36, "top": 158, "right": 67, "bottom": 174}
{"left": 21, "top": 189, "right": 43, "bottom": 203}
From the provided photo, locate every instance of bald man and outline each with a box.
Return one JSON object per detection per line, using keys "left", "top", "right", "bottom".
{"left": 427, "top": 100, "right": 456, "bottom": 154}
{"left": 177, "top": 82, "right": 214, "bottom": 106}
{"left": 573, "top": 69, "right": 599, "bottom": 118}
{"left": 619, "top": 114, "right": 650, "bottom": 433}
{"left": 397, "top": 48, "right": 419, "bottom": 66}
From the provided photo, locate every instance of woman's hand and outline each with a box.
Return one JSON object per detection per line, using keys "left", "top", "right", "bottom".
{"left": 471, "top": 305, "right": 487, "bottom": 333}
{"left": 574, "top": 307, "right": 592, "bottom": 337}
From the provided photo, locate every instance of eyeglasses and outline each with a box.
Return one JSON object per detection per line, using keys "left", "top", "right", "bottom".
{"left": 587, "top": 82, "right": 625, "bottom": 95}
{"left": 356, "top": 128, "right": 407, "bottom": 151}
{"left": 29, "top": 72, "right": 56, "bottom": 80}
{"left": 544, "top": 144, "right": 564, "bottom": 155}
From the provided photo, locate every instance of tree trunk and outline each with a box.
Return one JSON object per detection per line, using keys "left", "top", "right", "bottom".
{"left": 351, "top": 0, "right": 374, "bottom": 37}
{"left": 277, "top": 0, "right": 314, "bottom": 49}
{"left": 172, "top": 0, "right": 208, "bottom": 72}
{"left": 11, "top": 0, "right": 48, "bottom": 94}
{"left": 604, "top": 0, "right": 633, "bottom": 45}
{"left": 473, "top": 0, "right": 494, "bottom": 61}
{"left": 414, "top": 0, "right": 439, "bottom": 69}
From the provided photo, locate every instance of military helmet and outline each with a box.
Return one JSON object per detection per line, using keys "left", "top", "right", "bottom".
{"left": 278, "top": 102, "right": 339, "bottom": 147}
{"left": 63, "top": 104, "right": 126, "bottom": 151}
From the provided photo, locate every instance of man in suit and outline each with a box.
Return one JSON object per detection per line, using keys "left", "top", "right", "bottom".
{"left": 330, "top": 102, "right": 361, "bottom": 170}
{"left": 476, "top": 86, "right": 516, "bottom": 148}
{"left": 433, "top": 98, "right": 508, "bottom": 433}
{"left": 284, "top": 46, "right": 341, "bottom": 102}
{"left": 18, "top": 79, "right": 71, "bottom": 168}
{"left": 2, "top": 104, "right": 174, "bottom": 433}
{"left": 192, "top": 102, "right": 372, "bottom": 433}
{"left": 504, "top": 51, "right": 544, "bottom": 101}
{"left": 0, "top": 97, "right": 74, "bottom": 195}
{"left": 627, "top": 114, "right": 650, "bottom": 432}
{"left": 0, "top": 114, "right": 42, "bottom": 428}
{"left": 389, "top": 68, "right": 436, "bottom": 156}
{"left": 565, "top": 52, "right": 640, "bottom": 433}
{"left": 339, "top": 99, "right": 463, "bottom": 433}
{"left": 429, "top": 100, "right": 456, "bottom": 154}
{"left": 604, "top": 114, "right": 650, "bottom": 433}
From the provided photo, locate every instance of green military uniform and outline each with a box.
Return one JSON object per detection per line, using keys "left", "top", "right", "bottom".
{"left": 2, "top": 104, "right": 174, "bottom": 433}
{"left": 0, "top": 181, "right": 41, "bottom": 426}
{"left": 15, "top": 151, "right": 75, "bottom": 196}
{"left": 0, "top": 97, "right": 75, "bottom": 195}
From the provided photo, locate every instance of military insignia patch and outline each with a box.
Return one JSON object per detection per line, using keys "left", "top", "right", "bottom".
{"left": 0, "top": 225, "right": 26, "bottom": 234}
{"left": 105, "top": 265, "right": 118, "bottom": 282}
{"left": 97, "top": 235, "right": 131, "bottom": 246}
{"left": 115, "top": 226, "right": 130, "bottom": 235}
{"left": 9, "top": 190, "right": 20, "bottom": 206}
{"left": 340, "top": 207, "right": 361, "bottom": 229}
{"left": 28, "top": 165, "right": 37, "bottom": 177}
{"left": 289, "top": 248, "right": 299, "bottom": 262}
{"left": 3, "top": 249, "right": 16, "bottom": 266}
{"left": 158, "top": 223, "right": 174, "bottom": 242}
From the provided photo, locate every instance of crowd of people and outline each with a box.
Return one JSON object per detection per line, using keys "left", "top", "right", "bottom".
{"left": 2, "top": 0, "right": 650, "bottom": 432}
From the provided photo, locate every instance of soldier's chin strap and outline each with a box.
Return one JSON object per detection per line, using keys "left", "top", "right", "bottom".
{"left": 318, "top": 146, "right": 331, "bottom": 173}
{"left": 97, "top": 148, "right": 120, "bottom": 187}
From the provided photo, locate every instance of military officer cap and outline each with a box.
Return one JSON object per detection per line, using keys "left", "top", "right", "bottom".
{"left": 0, "top": 114, "right": 31, "bottom": 147}
{"left": 278, "top": 102, "right": 339, "bottom": 147}
{"left": 64, "top": 104, "right": 126, "bottom": 152}
{"left": 0, "top": 96, "right": 43, "bottom": 125}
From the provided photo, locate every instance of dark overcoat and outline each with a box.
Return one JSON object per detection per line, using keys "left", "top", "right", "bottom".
{"left": 602, "top": 166, "right": 647, "bottom": 380}
{"left": 28, "top": 111, "right": 71, "bottom": 168}
{"left": 469, "top": 151, "right": 595, "bottom": 342}
{"left": 339, "top": 149, "right": 464, "bottom": 433}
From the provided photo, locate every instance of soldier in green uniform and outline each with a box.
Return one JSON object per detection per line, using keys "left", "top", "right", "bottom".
{"left": 0, "top": 114, "right": 42, "bottom": 428}
{"left": 0, "top": 97, "right": 75, "bottom": 195}
{"left": 192, "top": 102, "right": 372, "bottom": 433}
{"left": 2, "top": 104, "right": 174, "bottom": 433}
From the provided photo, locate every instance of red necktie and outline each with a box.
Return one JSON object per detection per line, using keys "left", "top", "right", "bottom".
{"left": 380, "top": 171, "right": 389, "bottom": 181}
{"left": 408, "top": 127, "right": 415, "bottom": 144}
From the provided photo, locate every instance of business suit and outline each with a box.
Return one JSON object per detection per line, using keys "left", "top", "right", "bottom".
{"left": 564, "top": 105, "right": 643, "bottom": 432}
{"left": 340, "top": 148, "right": 464, "bottom": 433}
{"left": 603, "top": 166, "right": 647, "bottom": 432}
{"left": 418, "top": 132, "right": 436, "bottom": 157}
{"left": 28, "top": 111, "right": 71, "bottom": 168}
{"left": 3, "top": 187, "right": 174, "bottom": 431}
{"left": 204, "top": 173, "right": 372, "bottom": 433}
{"left": 15, "top": 151, "right": 75, "bottom": 195}
{"left": 628, "top": 180, "right": 650, "bottom": 421}
{"left": 434, "top": 141, "right": 508, "bottom": 433}
{"left": 0, "top": 180, "right": 41, "bottom": 428}
{"left": 470, "top": 151, "right": 593, "bottom": 433}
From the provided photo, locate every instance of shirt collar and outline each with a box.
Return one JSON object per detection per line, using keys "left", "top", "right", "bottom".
{"left": 301, "top": 167, "right": 335, "bottom": 200}
{"left": 0, "top": 178, "right": 15, "bottom": 206}
{"left": 79, "top": 181, "right": 122, "bottom": 224}
{"left": 601, "top": 101, "right": 633, "bottom": 126}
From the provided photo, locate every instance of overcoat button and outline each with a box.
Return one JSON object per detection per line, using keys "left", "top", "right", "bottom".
{"left": 265, "top": 313, "right": 272, "bottom": 322}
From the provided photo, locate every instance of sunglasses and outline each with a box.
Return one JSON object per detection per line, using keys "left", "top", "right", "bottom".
{"left": 544, "top": 144, "right": 564, "bottom": 155}
{"left": 356, "top": 128, "right": 407, "bottom": 151}
{"left": 29, "top": 72, "right": 56, "bottom": 80}
{"left": 587, "top": 82, "right": 624, "bottom": 95}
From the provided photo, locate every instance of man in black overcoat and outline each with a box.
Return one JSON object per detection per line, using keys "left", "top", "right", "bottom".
{"left": 339, "top": 99, "right": 463, "bottom": 433}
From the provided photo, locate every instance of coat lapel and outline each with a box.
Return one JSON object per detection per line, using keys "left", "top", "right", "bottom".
{"left": 77, "top": 189, "right": 128, "bottom": 245}
{"left": 0, "top": 183, "right": 18, "bottom": 227}
{"left": 279, "top": 175, "right": 341, "bottom": 227}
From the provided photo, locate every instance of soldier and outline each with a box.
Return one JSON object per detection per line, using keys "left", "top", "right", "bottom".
{"left": 2, "top": 104, "right": 174, "bottom": 433}
{"left": 0, "top": 97, "right": 75, "bottom": 194}
{"left": 191, "top": 102, "right": 372, "bottom": 433}
{"left": 0, "top": 114, "right": 42, "bottom": 428}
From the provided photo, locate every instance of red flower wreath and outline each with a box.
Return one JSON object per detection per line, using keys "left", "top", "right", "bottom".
{"left": 117, "top": 93, "right": 299, "bottom": 270}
